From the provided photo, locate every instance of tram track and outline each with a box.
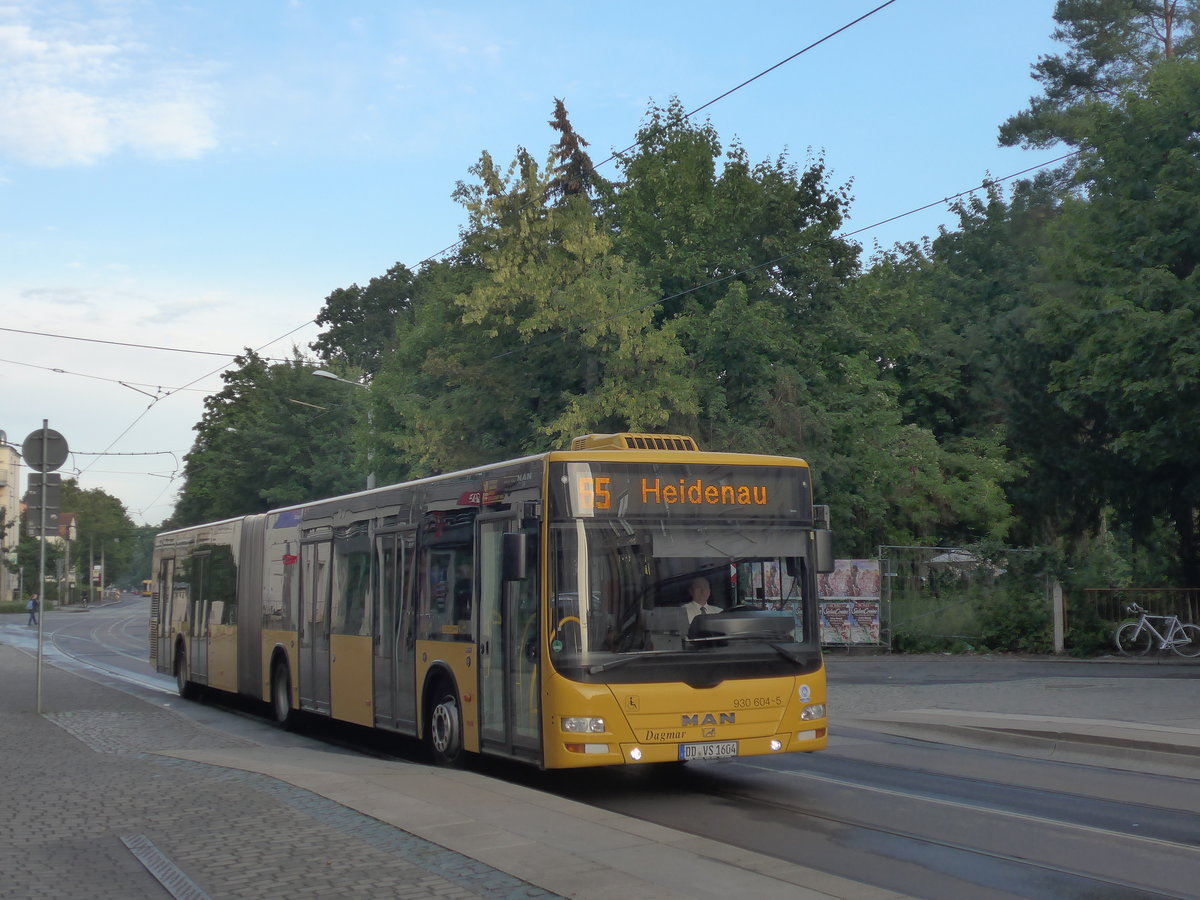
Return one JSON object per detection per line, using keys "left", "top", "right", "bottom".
{"left": 700, "top": 763, "right": 1195, "bottom": 897}
{"left": 54, "top": 615, "right": 150, "bottom": 666}
{"left": 253, "top": 700, "right": 1200, "bottom": 897}
{"left": 21, "top": 600, "right": 178, "bottom": 694}
{"left": 546, "top": 743, "right": 1200, "bottom": 899}
{"left": 750, "top": 752, "right": 1200, "bottom": 847}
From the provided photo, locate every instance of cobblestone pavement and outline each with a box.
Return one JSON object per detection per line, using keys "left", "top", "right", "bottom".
{"left": 1, "top": 642, "right": 558, "bottom": 900}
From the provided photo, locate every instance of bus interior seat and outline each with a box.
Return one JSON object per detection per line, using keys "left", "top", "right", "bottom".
{"left": 644, "top": 606, "right": 687, "bottom": 651}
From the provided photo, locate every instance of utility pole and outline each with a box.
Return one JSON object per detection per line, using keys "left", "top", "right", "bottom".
{"left": 21, "top": 422, "right": 69, "bottom": 714}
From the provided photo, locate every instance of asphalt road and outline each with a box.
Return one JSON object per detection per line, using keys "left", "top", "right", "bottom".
{"left": 5, "top": 596, "right": 1199, "bottom": 898}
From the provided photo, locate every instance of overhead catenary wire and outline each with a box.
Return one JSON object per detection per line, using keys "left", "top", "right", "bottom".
{"left": 0, "top": 326, "right": 300, "bottom": 363}
{"left": 72, "top": 320, "right": 324, "bottom": 516}
{"left": 0, "top": 356, "right": 219, "bottom": 394}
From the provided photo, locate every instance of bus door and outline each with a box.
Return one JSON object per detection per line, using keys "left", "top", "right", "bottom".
{"left": 299, "top": 539, "right": 332, "bottom": 714}
{"left": 478, "top": 518, "right": 540, "bottom": 759}
{"left": 150, "top": 556, "right": 174, "bottom": 671}
{"left": 374, "top": 530, "right": 417, "bottom": 732}
{"left": 186, "top": 552, "right": 210, "bottom": 684}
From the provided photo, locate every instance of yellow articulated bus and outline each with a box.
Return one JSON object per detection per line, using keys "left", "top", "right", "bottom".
{"left": 150, "top": 433, "right": 833, "bottom": 768}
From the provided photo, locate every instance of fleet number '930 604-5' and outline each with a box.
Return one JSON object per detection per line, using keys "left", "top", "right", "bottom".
{"left": 732, "top": 696, "right": 783, "bottom": 709}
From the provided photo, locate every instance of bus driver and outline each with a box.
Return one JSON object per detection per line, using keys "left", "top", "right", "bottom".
{"left": 683, "top": 577, "right": 722, "bottom": 623}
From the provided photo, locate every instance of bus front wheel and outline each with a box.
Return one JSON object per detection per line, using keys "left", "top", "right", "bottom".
{"left": 428, "top": 682, "right": 464, "bottom": 767}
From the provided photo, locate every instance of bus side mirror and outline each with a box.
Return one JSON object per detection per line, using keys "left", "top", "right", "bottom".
{"left": 813, "top": 505, "right": 831, "bottom": 529}
{"left": 503, "top": 532, "right": 528, "bottom": 581}
{"left": 814, "top": 530, "right": 835, "bottom": 574}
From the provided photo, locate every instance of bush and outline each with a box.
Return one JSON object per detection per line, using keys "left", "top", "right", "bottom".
{"left": 1064, "top": 601, "right": 1116, "bottom": 657}
{"left": 892, "top": 631, "right": 959, "bottom": 653}
{"left": 978, "top": 586, "right": 1052, "bottom": 653}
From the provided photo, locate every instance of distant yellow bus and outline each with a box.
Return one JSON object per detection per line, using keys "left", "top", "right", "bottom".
{"left": 141, "top": 579, "right": 153, "bottom": 597}
{"left": 150, "top": 433, "right": 832, "bottom": 769}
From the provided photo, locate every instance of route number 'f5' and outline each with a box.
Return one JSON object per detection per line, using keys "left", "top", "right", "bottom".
{"left": 578, "top": 476, "right": 612, "bottom": 511}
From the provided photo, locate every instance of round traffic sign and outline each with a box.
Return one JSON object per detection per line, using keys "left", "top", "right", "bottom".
{"left": 22, "top": 428, "right": 69, "bottom": 472}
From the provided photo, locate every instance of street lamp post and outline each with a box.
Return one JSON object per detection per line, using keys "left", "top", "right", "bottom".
{"left": 312, "top": 370, "right": 376, "bottom": 490}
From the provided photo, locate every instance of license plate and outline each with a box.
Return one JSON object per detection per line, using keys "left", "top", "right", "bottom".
{"left": 679, "top": 741, "right": 738, "bottom": 761}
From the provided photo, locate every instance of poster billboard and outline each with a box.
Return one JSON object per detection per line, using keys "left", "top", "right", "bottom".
{"left": 818, "top": 559, "right": 882, "bottom": 645}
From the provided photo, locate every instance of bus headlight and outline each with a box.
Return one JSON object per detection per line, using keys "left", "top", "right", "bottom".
{"left": 561, "top": 716, "right": 606, "bottom": 733}
{"left": 800, "top": 703, "right": 826, "bottom": 721}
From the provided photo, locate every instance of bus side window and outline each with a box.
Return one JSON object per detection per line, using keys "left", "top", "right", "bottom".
{"left": 418, "top": 550, "right": 453, "bottom": 640}
{"left": 211, "top": 545, "right": 237, "bottom": 625}
{"left": 332, "top": 523, "right": 372, "bottom": 637}
{"left": 416, "top": 509, "right": 477, "bottom": 642}
{"left": 452, "top": 552, "right": 473, "bottom": 625}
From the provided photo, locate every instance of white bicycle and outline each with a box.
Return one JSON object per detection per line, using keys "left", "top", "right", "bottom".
{"left": 1114, "top": 603, "right": 1200, "bottom": 658}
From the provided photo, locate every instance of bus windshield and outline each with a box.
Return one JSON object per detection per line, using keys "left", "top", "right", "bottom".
{"left": 548, "top": 519, "right": 820, "bottom": 683}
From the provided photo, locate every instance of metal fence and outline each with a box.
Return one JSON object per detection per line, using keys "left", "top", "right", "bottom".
{"left": 822, "top": 546, "right": 1198, "bottom": 654}
{"left": 875, "top": 545, "right": 1052, "bottom": 652}
{"left": 1072, "top": 588, "right": 1200, "bottom": 628}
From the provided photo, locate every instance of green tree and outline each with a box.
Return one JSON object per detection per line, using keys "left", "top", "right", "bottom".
{"left": 1001, "top": 0, "right": 1199, "bottom": 148}
{"left": 1029, "top": 60, "right": 1200, "bottom": 584}
{"left": 611, "top": 101, "right": 1014, "bottom": 553}
{"left": 64, "top": 478, "right": 137, "bottom": 591}
{"left": 124, "top": 524, "right": 157, "bottom": 589}
{"left": 546, "top": 97, "right": 608, "bottom": 204}
{"left": 856, "top": 180, "right": 1089, "bottom": 549}
{"left": 610, "top": 99, "right": 859, "bottom": 450}
{"left": 371, "top": 120, "right": 695, "bottom": 476}
{"left": 859, "top": 185, "right": 1048, "bottom": 439}
{"left": 310, "top": 263, "right": 416, "bottom": 377}
{"left": 171, "top": 349, "right": 365, "bottom": 525}
{"left": 311, "top": 97, "right": 1021, "bottom": 555}
{"left": 13, "top": 528, "right": 62, "bottom": 600}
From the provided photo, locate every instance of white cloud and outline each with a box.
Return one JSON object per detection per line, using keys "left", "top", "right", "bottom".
{"left": 0, "top": 13, "right": 217, "bottom": 166}
{"left": 20, "top": 285, "right": 96, "bottom": 308}
{"left": 115, "top": 97, "right": 216, "bottom": 160}
{"left": 0, "top": 84, "right": 113, "bottom": 165}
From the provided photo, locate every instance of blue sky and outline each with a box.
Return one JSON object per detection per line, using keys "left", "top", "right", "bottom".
{"left": 0, "top": 0, "right": 1064, "bottom": 526}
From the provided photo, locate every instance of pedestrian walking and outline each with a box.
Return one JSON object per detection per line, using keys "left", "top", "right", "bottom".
{"left": 26, "top": 594, "right": 39, "bottom": 626}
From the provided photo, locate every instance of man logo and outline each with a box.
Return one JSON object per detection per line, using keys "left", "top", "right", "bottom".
{"left": 681, "top": 713, "right": 735, "bottom": 726}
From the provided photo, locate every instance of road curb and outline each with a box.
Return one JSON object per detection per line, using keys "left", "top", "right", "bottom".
{"left": 842, "top": 709, "right": 1200, "bottom": 776}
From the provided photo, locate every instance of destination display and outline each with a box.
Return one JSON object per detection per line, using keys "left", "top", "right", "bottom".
{"left": 554, "top": 462, "right": 811, "bottom": 520}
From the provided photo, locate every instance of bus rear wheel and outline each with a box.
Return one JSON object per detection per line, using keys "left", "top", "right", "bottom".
{"left": 175, "top": 646, "right": 194, "bottom": 699}
{"left": 271, "top": 662, "right": 295, "bottom": 730}
{"left": 428, "top": 683, "right": 464, "bottom": 767}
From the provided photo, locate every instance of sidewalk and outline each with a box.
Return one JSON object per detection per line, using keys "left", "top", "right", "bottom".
{"left": 0, "top": 638, "right": 899, "bottom": 900}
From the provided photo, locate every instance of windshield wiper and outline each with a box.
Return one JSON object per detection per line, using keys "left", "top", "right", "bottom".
{"left": 585, "top": 649, "right": 678, "bottom": 674}
{"left": 587, "top": 656, "right": 635, "bottom": 674}
{"left": 768, "top": 642, "right": 808, "bottom": 663}
{"left": 684, "top": 631, "right": 789, "bottom": 644}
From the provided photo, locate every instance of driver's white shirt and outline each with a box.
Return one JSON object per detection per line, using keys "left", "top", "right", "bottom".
{"left": 684, "top": 601, "right": 722, "bottom": 622}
